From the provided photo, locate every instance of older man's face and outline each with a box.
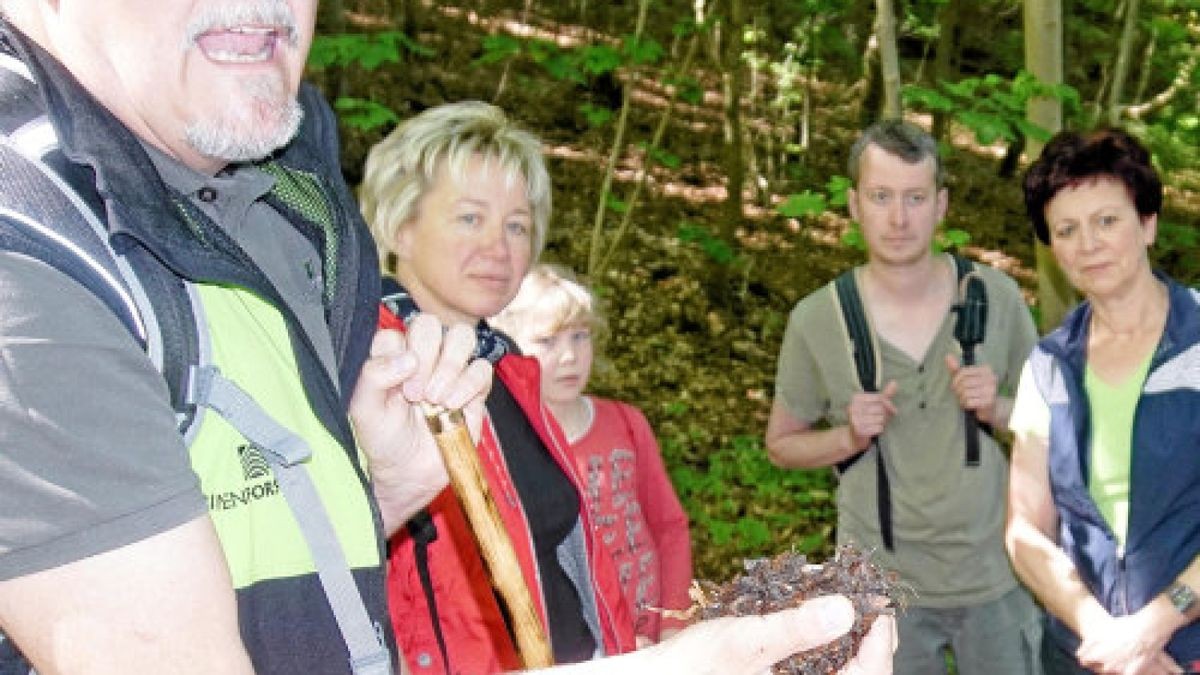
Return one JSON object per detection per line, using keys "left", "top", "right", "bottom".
{"left": 49, "top": 0, "right": 317, "bottom": 174}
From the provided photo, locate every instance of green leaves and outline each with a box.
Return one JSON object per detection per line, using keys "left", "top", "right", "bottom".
{"left": 621, "top": 35, "right": 665, "bottom": 67}
{"left": 579, "top": 102, "right": 614, "bottom": 128}
{"left": 777, "top": 190, "right": 827, "bottom": 218}
{"left": 308, "top": 31, "right": 432, "bottom": 71}
{"left": 477, "top": 34, "right": 522, "bottom": 65}
{"left": 333, "top": 98, "right": 399, "bottom": 132}
{"left": 826, "top": 176, "right": 851, "bottom": 207}
{"left": 777, "top": 175, "right": 850, "bottom": 220}
{"left": 669, "top": 434, "right": 838, "bottom": 565}
{"left": 605, "top": 194, "right": 630, "bottom": 215}
{"left": 638, "top": 141, "right": 682, "bottom": 169}
{"left": 474, "top": 33, "right": 663, "bottom": 84}
{"left": 678, "top": 222, "right": 737, "bottom": 265}
{"left": 903, "top": 71, "right": 1081, "bottom": 146}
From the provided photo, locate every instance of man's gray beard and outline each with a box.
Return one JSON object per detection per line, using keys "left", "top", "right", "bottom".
{"left": 185, "top": 90, "right": 304, "bottom": 164}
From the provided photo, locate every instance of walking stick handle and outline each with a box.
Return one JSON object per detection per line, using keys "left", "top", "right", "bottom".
{"left": 421, "top": 404, "right": 555, "bottom": 669}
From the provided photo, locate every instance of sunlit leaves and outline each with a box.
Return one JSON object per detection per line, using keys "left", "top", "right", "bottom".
{"left": 308, "top": 31, "right": 432, "bottom": 71}
{"left": 903, "top": 71, "right": 1080, "bottom": 146}
{"left": 777, "top": 190, "right": 826, "bottom": 218}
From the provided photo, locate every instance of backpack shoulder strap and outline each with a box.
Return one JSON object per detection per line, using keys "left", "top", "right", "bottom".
{"left": 829, "top": 268, "right": 895, "bottom": 549}
{"left": 951, "top": 253, "right": 974, "bottom": 280}
{"left": 830, "top": 268, "right": 881, "bottom": 473}
{"left": 0, "top": 53, "right": 201, "bottom": 433}
{"left": 832, "top": 268, "right": 881, "bottom": 394}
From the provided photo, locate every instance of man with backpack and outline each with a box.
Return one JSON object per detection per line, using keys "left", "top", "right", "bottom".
{"left": 0, "top": 2, "right": 895, "bottom": 673}
{"left": 765, "top": 120, "right": 1041, "bottom": 674}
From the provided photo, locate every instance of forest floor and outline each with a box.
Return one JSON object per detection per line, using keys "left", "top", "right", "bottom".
{"left": 329, "top": 3, "right": 1200, "bottom": 580}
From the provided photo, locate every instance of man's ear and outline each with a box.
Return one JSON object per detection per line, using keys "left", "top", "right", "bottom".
{"left": 847, "top": 188, "right": 860, "bottom": 222}
{"left": 936, "top": 187, "right": 949, "bottom": 222}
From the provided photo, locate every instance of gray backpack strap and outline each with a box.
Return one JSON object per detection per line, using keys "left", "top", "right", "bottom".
{"left": 186, "top": 365, "right": 393, "bottom": 675}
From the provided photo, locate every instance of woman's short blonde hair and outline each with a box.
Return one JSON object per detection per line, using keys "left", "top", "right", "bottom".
{"left": 359, "top": 101, "right": 552, "bottom": 273}
{"left": 491, "top": 263, "right": 608, "bottom": 347}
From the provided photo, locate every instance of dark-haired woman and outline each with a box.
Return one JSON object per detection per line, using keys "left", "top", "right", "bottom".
{"left": 1006, "top": 128, "right": 1200, "bottom": 674}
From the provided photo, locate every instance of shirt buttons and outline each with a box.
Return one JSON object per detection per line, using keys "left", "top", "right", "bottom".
{"left": 416, "top": 652, "right": 433, "bottom": 668}
{"left": 197, "top": 186, "right": 218, "bottom": 203}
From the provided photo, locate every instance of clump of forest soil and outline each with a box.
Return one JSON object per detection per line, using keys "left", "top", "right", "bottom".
{"left": 694, "top": 544, "right": 907, "bottom": 674}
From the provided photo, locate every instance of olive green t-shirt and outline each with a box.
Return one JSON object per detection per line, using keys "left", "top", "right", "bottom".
{"left": 773, "top": 257, "right": 1038, "bottom": 607}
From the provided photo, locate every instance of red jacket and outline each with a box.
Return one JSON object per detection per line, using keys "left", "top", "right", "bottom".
{"left": 379, "top": 307, "right": 636, "bottom": 674}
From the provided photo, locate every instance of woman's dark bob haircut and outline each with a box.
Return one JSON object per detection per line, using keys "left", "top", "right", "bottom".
{"left": 1023, "top": 128, "right": 1162, "bottom": 244}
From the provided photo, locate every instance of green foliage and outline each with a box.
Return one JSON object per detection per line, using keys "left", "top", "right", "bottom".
{"left": 578, "top": 102, "right": 614, "bottom": 128}
{"left": 476, "top": 34, "right": 663, "bottom": 87}
{"left": 527, "top": 39, "right": 585, "bottom": 83}
{"left": 621, "top": 34, "right": 665, "bottom": 67}
{"left": 777, "top": 190, "right": 826, "bottom": 218}
{"left": 1135, "top": 108, "right": 1200, "bottom": 174}
{"left": 477, "top": 34, "right": 522, "bottom": 65}
{"left": 605, "top": 194, "right": 630, "bottom": 215}
{"left": 309, "top": 31, "right": 433, "bottom": 134}
{"left": 580, "top": 44, "right": 623, "bottom": 77}
{"left": 668, "top": 434, "right": 837, "bottom": 578}
{"left": 637, "top": 142, "right": 682, "bottom": 169}
{"left": 777, "top": 175, "right": 849, "bottom": 220}
{"left": 825, "top": 175, "right": 851, "bottom": 207}
{"left": 333, "top": 97, "right": 400, "bottom": 132}
{"left": 937, "top": 228, "right": 972, "bottom": 250}
{"left": 308, "top": 31, "right": 432, "bottom": 71}
{"left": 664, "top": 75, "right": 704, "bottom": 105}
{"left": 678, "top": 222, "right": 738, "bottom": 266}
{"left": 842, "top": 223, "right": 866, "bottom": 250}
{"left": 1153, "top": 219, "right": 1200, "bottom": 285}
{"left": 904, "top": 71, "right": 1081, "bottom": 146}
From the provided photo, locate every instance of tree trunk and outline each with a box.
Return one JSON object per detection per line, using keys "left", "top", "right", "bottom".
{"left": 719, "top": 0, "right": 747, "bottom": 241}
{"left": 875, "top": 0, "right": 902, "bottom": 119}
{"left": 931, "top": 0, "right": 960, "bottom": 141}
{"left": 858, "top": 34, "right": 883, "bottom": 127}
{"left": 1106, "top": 0, "right": 1142, "bottom": 125}
{"left": 1025, "top": 0, "right": 1076, "bottom": 332}
{"left": 586, "top": 0, "right": 650, "bottom": 277}
{"left": 1131, "top": 27, "right": 1157, "bottom": 105}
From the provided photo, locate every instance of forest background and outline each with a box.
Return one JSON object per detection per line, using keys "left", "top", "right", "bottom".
{"left": 308, "top": 0, "right": 1200, "bottom": 582}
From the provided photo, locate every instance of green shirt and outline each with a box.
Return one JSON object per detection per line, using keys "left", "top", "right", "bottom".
{"left": 773, "top": 256, "right": 1038, "bottom": 607}
{"left": 1084, "top": 354, "right": 1152, "bottom": 550}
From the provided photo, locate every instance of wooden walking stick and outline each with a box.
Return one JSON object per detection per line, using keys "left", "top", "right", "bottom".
{"left": 422, "top": 404, "right": 556, "bottom": 669}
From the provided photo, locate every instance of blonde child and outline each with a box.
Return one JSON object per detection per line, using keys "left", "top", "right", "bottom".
{"left": 491, "top": 263, "right": 694, "bottom": 646}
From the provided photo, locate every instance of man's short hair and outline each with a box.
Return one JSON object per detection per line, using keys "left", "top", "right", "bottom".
{"left": 848, "top": 119, "right": 944, "bottom": 189}
{"left": 359, "top": 101, "right": 551, "bottom": 273}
